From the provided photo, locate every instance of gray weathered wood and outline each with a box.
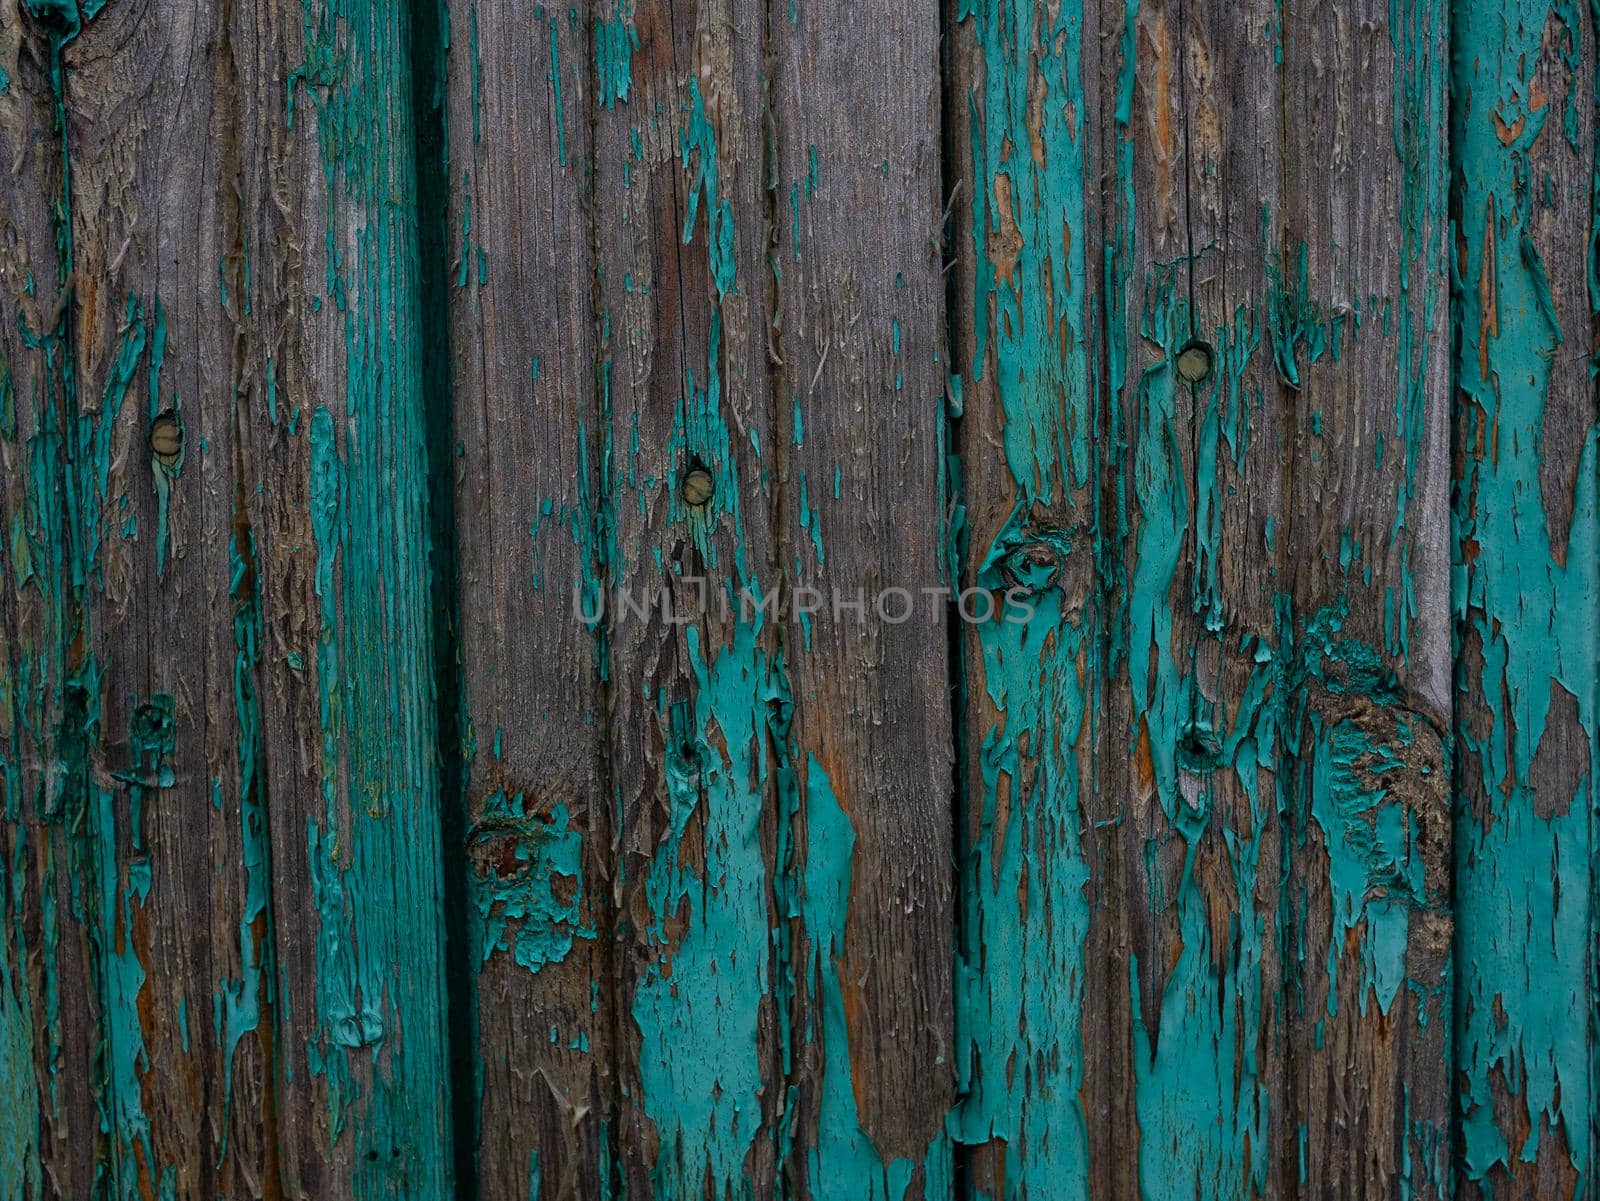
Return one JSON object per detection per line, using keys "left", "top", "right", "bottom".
{"left": 593, "top": 2, "right": 786, "bottom": 1196}
{"left": 0, "top": 3, "right": 1593, "bottom": 1198}
{"left": 1279, "top": 0, "right": 1453, "bottom": 1194}
{"left": 62, "top": 0, "right": 280, "bottom": 1194}
{"left": 0, "top": 7, "right": 108, "bottom": 1196}
{"left": 1098, "top": 0, "right": 1291, "bottom": 1195}
{"left": 229, "top": 0, "right": 455, "bottom": 1194}
{"left": 441, "top": 2, "right": 612, "bottom": 1197}
{"left": 770, "top": 0, "right": 955, "bottom": 1194}
{"left": 942, "top": 2, "right": 1113, "bottom": 1197}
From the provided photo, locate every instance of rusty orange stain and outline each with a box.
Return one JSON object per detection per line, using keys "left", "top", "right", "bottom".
{"left": 990, "top": 174, "right": 1024, "bottom": 290}
{"left": 1061, "top": 218, "right": 1072, "bottom": 295}
{"left": 1148, "top": 12, "right": 1177, "bottom": 230}
{"left": 1493, "top": 110, "right": 1524, "bottom": 145}
{"left": 840, "top": 968, "right": 873, "bottom": 1123}
{"left": 1028, "top": 69, "right": 1047, "bottom": 166}
{"left": 1134, "top": 717, "right": 1155, "bottom": 794}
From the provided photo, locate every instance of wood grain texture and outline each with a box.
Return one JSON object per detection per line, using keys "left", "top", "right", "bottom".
{"left": 1098, "top": 0, "right": 1292, "bottom": 1195}
{"left": 440, "top": 2, "right": 612, "bottom": 1197}
{"left": 0, "top": 2, "right": 1595, "bottom": 1199}
{"left": 769, "top": 0, "right": 955, "bottom": 1195}
{"left": 943, "top": 2, "right": 1109, "bottom": 1197}
{"left": 231, "top": 0, "right": 456, "bottom": 1194}
{"left": 2, "top": 1, "right": 458, "bottom": 1195}
{"left": 1279, "top": 0, "right": 1453, "bottom": 1194}
{"left": 0, "top": 6, "right": 108, "bottom": 1197}
{"left": 60, "top": 0, "right": 280, "bottom": 1196}
{"left": 0, "top": 1, "right": 286, "bottom": 1195}
{"left": 594, "top": 2, "right": 786, "bottom": 1197}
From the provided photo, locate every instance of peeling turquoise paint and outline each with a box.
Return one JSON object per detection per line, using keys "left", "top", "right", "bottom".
{"left": 1121, "top": 279, "right": 1276, "bottom": 1201}
{"left": 97, "top": 694, "right": 173, "bottom": 1199}
{"left": 950, "top": 2, "right": 1099, "bottom": 1193}
{"left": 215, "top": 526, "right": 275, "bottom": 1157}
{"left": 594, "top": 7, "right": 636, "bottom": 109}
{"left": 1306, "top": 710, "right": 1425, "bottom": 1017}
{"left": 680, "top": 80, "right": 737, "bottom": 302}
{"left": 1452, "top": 0, "right": 1599, "bottom": 1186}
{"left": 952, "top": 510, "right": 1093, "bottom": 1197}
{"left": 631, "top": 624, "right": 774, "bottom": 1199}
{"left": 0, "top": 852, "right": 41, "bottom": 1199}
{"left": 6, "top": 11, "right": 179, "bottom": 1177}
{"left": 0, "top": 0, "right": 1588, "bottom": 1196}
{"left": 801, "top": 754, "right": 952, "bottom": 1200}
{"left": 622, "top": 61, "right": 784, "bottom": 1201}
{"left": 546, "top": 14, "right": 567, "bottom": 167}
{"left": 290, "top": 0, "right": 454, "bottom": 1191}
{"left": 468, "top": 793, "right": 593, "bottom": 973}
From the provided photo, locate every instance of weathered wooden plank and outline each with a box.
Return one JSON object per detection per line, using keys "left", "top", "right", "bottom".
{"left": 1278, "top": 0, "right": 1454, "bottom": 1194}
{"left": 1096, "top": 0, "right": 1456, "bottom": 1194}
{"left": 593, "top": 2, "right": 786, "bottom": 1197}
{"left": 1116, "top": 0, "right": 1294, "bottom": 1194}
{"left": 768, "top": 0, "right": 955, "bottom": 1196}
{"left": 0, "top": 7, "right": 1593, "bottom": 1201}
{"left": 440, "top": 2, "right": 612, "bottom": 1197}
{"left": 0, "top": 6, "right": 108, "bottom": 1196}
{"left": 942, "top": 1, "right": 1106, "bottom": 1197}
{"left": 227, "top": 0, "right": 455, "bottom": 1194}
{"left": 4, "top": 1, "right": 462, "bottom": 1194}
{"left": 1100, "top": 0, "right": 1299, "bottom": 1196}
{"left": 1097, "top": 0, "right": 1295, "bottom": 1193}
{"left": 1453, "top": 1, "right": 1599, "bottom": 1196}
{"left": 55, "top": 0, "right": 283, "bottom": 1195}
{"left": 0, "top": 2, "right": 289, "bottom": 1195}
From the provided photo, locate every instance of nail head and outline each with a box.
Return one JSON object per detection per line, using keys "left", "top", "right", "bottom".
{"left": 149, "top": 412, "right": 183, "bottom": 467}
{"left": 1176, "top": 340, "right": 1213, "bottom": 385}
{"left": 681, "top": 467, "right": 714, "bottom": 507}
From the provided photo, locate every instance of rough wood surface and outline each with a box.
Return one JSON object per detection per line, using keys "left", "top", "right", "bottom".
{"left": 61, "top": 0, "right": 281, "bottom": 1195}
{"left": 1279, "top": 0, "right": 1454, "bottom": 1194}
{"left": 440, "top": 2, "right": 611, "bottom": 1197}
{"left": 1098, "top": 0, "right": 1293, "bottom": 1195}
{"left": 769, "top": 0, "right": 955, "bottom": 1194}
{"left": 231, "top": 2, "right": 456, "bottom": 1194}
{"left": 593, "top": 2, "right": 787, "bottom": 1197}
{"left": 2, "top": 2, "right": 457, "bottom": 1197}
{"left": 0, "top": 2, "right": 1596, "bottom": 1199}
{"left": 0, "top": 6, "right": 112, "bottom": 1196}
{"left": 943, "top": 3, "right": 1110, "bottom": 1197}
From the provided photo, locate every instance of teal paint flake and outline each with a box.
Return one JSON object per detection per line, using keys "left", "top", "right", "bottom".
{"left": 468, "top": 792, "right": 594, "bottom": 974}
{"left": 951, "top": 511, "right": 1093, "bottom": 1196}
{"left": 594, "top": 6, "right": 636, "bottom": 108}
{"left": 679, "top": 80, "right": 737, "bottom": 300}
{"left": 1306, "top": 711, "right": 1425, "bottom": 1017}
{"left": 949, "top": 2, "right": 1096, "bottom": 1194}
{"left": 800, "top": 755, "right": 951, "bottom": 1199}
{"left": 215, "top": 525, "right": 276, "bottom": 1158}
{"left": 630, "top": 624, "right": 777, "bottom": 1199}
{"left": 0, "top": 862, "right": 41, "bottom": 1199}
